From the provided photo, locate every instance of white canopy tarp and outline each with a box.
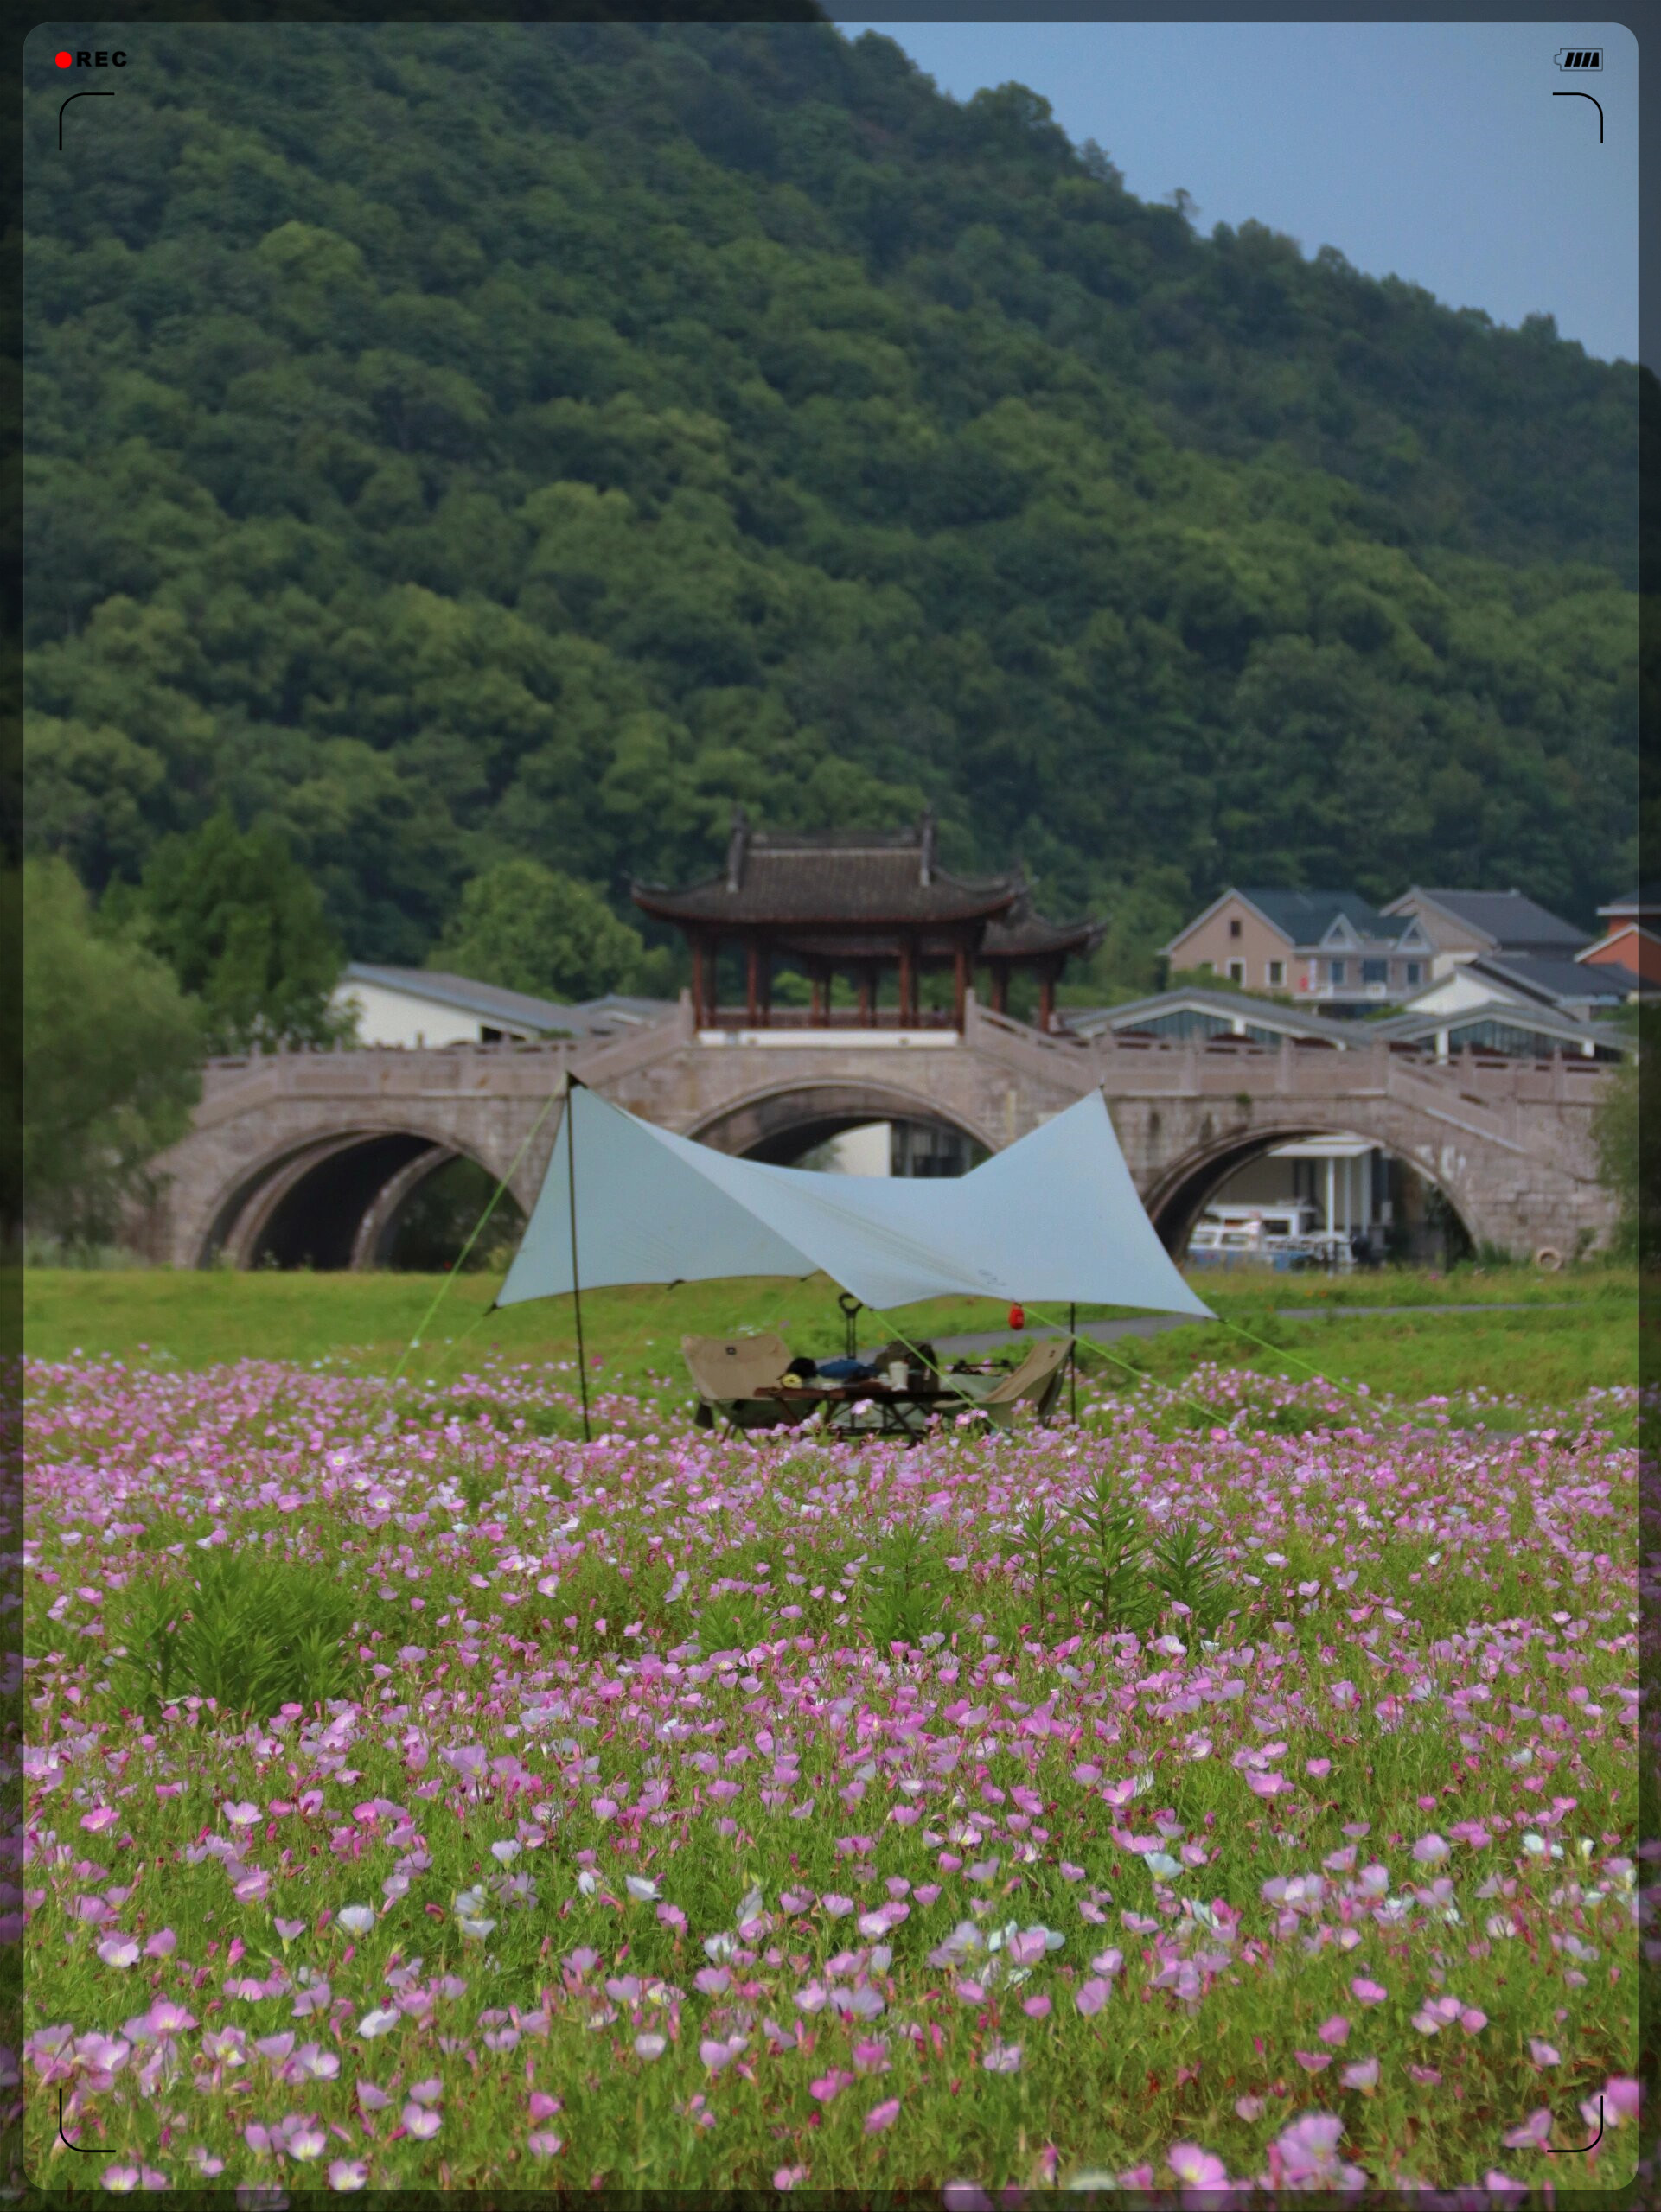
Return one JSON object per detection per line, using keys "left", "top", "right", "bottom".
{"left": 496, "top": 1082, "right": 1211, "bottom": 1321}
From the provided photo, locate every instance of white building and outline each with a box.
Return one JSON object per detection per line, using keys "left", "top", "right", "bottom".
{"left": 331, "top": 964, "right": 671, "bottom": 1049}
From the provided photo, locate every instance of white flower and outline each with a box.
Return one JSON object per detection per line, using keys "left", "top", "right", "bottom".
{"left": 336, "top": 1906, "right": 375, "bottom": 1936}
{"left": 357, "top": 2007, "right": 400, "bottom": 2038}
{"left": 625, "top": 1877, "right": 660, "bottom": 1903}
{"left": 490, "top": 1841, "right": 521, "bottom": 1865}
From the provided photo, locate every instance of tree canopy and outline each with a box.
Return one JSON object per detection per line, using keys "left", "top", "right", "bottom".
{"left": 432, "top": 857, "right": 650, "bottom": 1004}
{"left": 22, "top": 857, "right": 202, "bottom": 1247}
{"left": 23, "top": 21, "right": 1642, "bottom": 992}
{"left": 133, "top": 810, "right": 349, "bottom": 1054}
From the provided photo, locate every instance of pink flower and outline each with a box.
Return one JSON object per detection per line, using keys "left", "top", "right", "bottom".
{"left": 402, "top": 2103, "right": 441, "bottom": 2139}
{"left": 865, "top": 2098, "right": 900, "bottom": 2134}
{"left": 1167, "top": 2145, "right": 1228, "bottom": 2188}
{"left": 1305, "top": 1758, "right": 1332, "bottom": 1778}
{"left": 1528, "top": 2040, "right": 1560, "bottom": 2068}
{"left": 1351, "top": 1978, "right": 1388, "bottom": 2005}
{"left": 527, "top": 2131, "right": 563, "bottom": 2157}
{"left": 327, "top": 2159, "right": 367, "bottom": 2190}
{"left": 80, "top": 1807, "right": 119, "bottom": 1834}
{"left": 1317, "top": 2016, "right": 1350, "bottom": 2045}
{"left": 774, "top": 2166, "right": 808, "bottom": 2190}
{"left": 1075, "top": 1979, "right": 1112, "bottom": 2017}
{"left": 1340, "top": 2058, "right": 1379, "bottom": 2092}
{"left": 1411, "top": 1833, "right": 1449, "bottom": 1864}
{"left": 1294, "top": 2050, "right": 1332, "bottom": 2072}
{"left": 1502, "top": 2109, "right": 1554, "bottom": 2151}
{"left": 1604, "top": 2077, "right": 1642, "bottom": 2124}
{"left": 810, "top": 2069, "right": 853, "bottom": 2104}
{"left": 97, "top": 1936, "right": 139, "bottom": 1968}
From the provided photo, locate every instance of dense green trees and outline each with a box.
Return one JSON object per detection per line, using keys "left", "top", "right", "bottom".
{"left": 22, "top": 21, "right": 1640, "bottom": 993}
{"left": 432, "top": 857, "right": 657, "bottom": 1004}
{"left": 131, "top": 811, "right": 349, "bottom": 1054}
{"left": 23, "top": 859, "right": 202, "bottom": 1247}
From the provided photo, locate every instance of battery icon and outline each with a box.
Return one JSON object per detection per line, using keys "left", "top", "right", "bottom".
{"left": 1554, "top": 48, "right": 1602, "bottom": 69}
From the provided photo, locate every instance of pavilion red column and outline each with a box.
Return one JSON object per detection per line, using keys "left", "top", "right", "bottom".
{"left": 1038, "top": 970, "right": 1055, "bottom": 1032}
{"left": 811, "top": 970, "right": 826, "bottom": 1026}
{"left": 690, "top": 940, "right": 708, "bottom": 1029}
{"left": 745, "top": 939, "right": 760, "bottom": 1028}
{"left": 898, "top": 940, "right": 916, "bottom": 1028}
{"left": 952, "top": 940, "right": 968, "bottom": 1031}
{"left": 858, "top": 967, "right": 873, "bottom": 1027}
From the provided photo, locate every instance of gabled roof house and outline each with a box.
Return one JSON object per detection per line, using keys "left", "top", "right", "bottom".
{"left": 1160, "top": 889, "right": 1436, "bottom": 1016}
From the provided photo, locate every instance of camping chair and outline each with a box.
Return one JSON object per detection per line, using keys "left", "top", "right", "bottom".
{"left": 952, "top": 1335, "right": 1073, "bottom": 1431}
{"left": 681, "top": 1334, "right": 798, "bottom": 1435}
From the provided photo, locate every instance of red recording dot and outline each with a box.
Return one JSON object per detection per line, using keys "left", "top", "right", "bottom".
{"left": 55, "top": 50, "right": 73, "bottom": 67}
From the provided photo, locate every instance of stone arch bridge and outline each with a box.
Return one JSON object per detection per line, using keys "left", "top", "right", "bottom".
{"left": 133, "top": 996, "right": 1619, "bottom": 1271}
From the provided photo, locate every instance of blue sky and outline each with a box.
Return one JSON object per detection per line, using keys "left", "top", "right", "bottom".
{"left": 831, "top": 22, "right": 1638, "bottom": 365}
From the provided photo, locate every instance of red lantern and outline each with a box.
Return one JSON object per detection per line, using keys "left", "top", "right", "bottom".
{"left": 1007, "top": 1303, "right": 1025, "bottom": 1331}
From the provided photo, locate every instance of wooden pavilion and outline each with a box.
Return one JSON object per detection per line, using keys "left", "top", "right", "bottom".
{"left": 631, "top": 811, "right": 1102, "bottom": 1033}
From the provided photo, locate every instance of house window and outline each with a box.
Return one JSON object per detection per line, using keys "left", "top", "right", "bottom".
{"left": 1405, "top": 961, "right": 1421, "bottom": 987}
{"left": 1227, "top": 959, "right": 1245, "bottom": 985}
{"left": 1267, "top": 959, "right": 1285, "bottom": 987}
{"left": 1361, "top": 959, "right": 1388, "bottom": 985}
{"left": 1229, "top": 918, "right": 1243, "bottom": 940}
{"left": 1328, "top": 959, "right": 1346, "bottom": 986}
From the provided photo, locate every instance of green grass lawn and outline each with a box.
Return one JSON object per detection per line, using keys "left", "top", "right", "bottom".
{"left": 22, "top": 1261, "right": 1639, "bottom": 1413}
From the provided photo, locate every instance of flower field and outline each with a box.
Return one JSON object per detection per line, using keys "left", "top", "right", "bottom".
{"left": 20, "top": 1350, "right": 1644, "bottom": 2193}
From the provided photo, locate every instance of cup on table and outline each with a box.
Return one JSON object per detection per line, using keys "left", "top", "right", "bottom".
{"left": 886, "top": 1360, "right": 908, "bottom": 1390}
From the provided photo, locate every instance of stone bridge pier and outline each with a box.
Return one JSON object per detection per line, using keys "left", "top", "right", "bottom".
{"left": 131, "top": 993, "right": 1619, "bottom": 1271}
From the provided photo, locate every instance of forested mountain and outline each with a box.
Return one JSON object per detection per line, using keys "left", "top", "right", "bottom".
{"left": 24, "top": 18, "right": 1641, "bottom": 987}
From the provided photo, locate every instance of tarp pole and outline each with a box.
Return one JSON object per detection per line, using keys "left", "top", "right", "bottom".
{"left": 567, "top": 1076, "right": 591, "bottom": 1443}
{"left": 1070, "top": 1302, "right": 1077, "bottom": 1423}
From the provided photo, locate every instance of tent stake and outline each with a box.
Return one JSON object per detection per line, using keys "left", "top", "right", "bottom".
{"left": 567, "top": 1076, "right": 591, "bottom": 1442}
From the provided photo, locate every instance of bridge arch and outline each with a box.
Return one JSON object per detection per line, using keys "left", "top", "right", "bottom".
{"left": 197, "top": 1124, "right": 521, "bottom": 1272}
{"left": 1138, "top": 1114, "right": 1485, "bottom": 1260}
{"left": 686, "top": 1078, "right": 1001, "bottom": 1166}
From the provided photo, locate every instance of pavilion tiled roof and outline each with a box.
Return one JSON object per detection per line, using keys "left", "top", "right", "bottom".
{"left": 631, "top": 813, "right": 1023, "bottom": 928}
{"left": 981, "top": 892, "right": 1104, "bottom": 960}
